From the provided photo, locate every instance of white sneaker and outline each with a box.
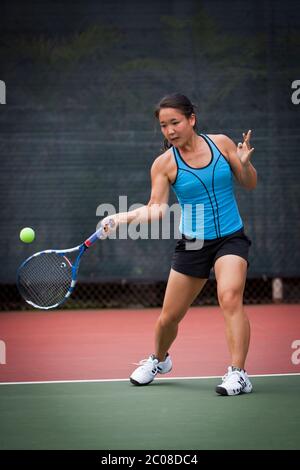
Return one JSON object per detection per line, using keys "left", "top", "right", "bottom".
{"left": 216, "top": 366, "right": 253, "bottom": 396}
{"left": 130, "top": 353, "right": 172, "bottom": 386}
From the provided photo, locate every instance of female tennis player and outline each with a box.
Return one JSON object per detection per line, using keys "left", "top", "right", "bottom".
{"left": 102, "top": 93, "right": 257, "bottom": 396}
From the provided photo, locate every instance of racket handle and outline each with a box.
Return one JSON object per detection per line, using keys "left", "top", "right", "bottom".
{"left": 84, "top": 219, "right": 115, "bottom": 247}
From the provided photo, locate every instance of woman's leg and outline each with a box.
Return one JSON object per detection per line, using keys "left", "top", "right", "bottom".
{"left": 155, "top": 269, "right": 207, "bottom": 361}
{"left": 214, "top": 255, "right": 250, "bottom": 369}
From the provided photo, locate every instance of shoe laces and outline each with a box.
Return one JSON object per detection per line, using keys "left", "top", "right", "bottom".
{"left": 132, "top": 355, "right": 157, "bottom": 367}
{"left": 222, "top": 367, "right": 244, "bottom": 383}
{"left": 222, "top": 367, "right": 230, "bottom": 381}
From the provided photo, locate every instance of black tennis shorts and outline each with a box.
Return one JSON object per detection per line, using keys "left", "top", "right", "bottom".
{"left": 171, "top": 228, "right": 252, "bottom": 279}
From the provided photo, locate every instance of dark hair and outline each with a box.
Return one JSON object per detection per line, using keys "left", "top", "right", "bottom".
{"left": 155, "top": 93, "right": 198, "bottom": 150}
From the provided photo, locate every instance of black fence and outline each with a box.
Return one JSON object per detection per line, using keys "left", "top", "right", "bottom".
{"left": 1, "top": 277, "right": 299, "bottom": 311}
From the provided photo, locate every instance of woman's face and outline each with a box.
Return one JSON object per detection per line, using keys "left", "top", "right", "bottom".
{"left": 159, "top": 108, "right": 196, "bottom": 147}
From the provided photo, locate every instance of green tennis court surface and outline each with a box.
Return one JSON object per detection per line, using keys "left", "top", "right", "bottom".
{"left": 0, "top": 375, "right": 299, "bottom": 450}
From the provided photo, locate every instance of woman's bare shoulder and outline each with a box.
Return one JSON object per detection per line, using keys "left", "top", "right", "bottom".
{"left": 153, "top": 148, "right": 174, "bottom": 169}
{"left": 206, "top": 134, "right": 235, "bottom": 158}
{"left": 152, "top": 148, "right": 177, "bottom": 182}
{"left": 207, "top": 133, "right": 233, "bottom": 144}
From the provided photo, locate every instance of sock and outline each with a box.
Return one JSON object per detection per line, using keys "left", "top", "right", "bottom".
{"left": 231, "top": 365, "right": 245, "bottom": 372}
{"left": 154, "top": 353, "right": 169, "bottom": 362}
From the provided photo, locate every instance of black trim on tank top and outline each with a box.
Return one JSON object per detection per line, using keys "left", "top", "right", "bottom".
{"left": 178, "top": 167, "right": 220, "bottom": 239}
{"left": 175, "top": 134, "right": 214, "bottom": 170}
{"left": 212, "top": 154, "right": 222, "bottom": 238}
{"left": 203, "top": 134, "right": 230, "bottom": 164}
{"left": 171, "top": 147, "right": 179, "bottom": 186}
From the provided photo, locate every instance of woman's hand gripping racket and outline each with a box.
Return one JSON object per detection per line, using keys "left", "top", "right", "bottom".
{"left": 17, "top": 219, "right": 115, "bottom": 310}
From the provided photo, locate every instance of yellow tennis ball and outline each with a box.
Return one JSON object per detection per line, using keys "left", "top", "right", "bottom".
{"left": 20, "top": 227, "right": 35, "bottom": 243}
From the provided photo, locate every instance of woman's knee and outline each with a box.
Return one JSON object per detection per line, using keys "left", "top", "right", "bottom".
{"left": 218, "top": 288, "right": 242, "bottom": 313}
{"left": 159, "top": 307, "right": 185, "bottom": 327}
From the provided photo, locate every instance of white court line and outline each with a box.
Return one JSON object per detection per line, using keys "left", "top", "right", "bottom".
{"left": 0, "top": 372, "right": 300, "bottom": 386}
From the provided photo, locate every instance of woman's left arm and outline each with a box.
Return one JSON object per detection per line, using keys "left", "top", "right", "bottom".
{"left": 219, "top": 131, "right": 257, "bottom": 190}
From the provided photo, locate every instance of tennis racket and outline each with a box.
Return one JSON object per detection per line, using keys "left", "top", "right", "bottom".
{"left": 17, "top": 219, "right": 115, "bottom": 310}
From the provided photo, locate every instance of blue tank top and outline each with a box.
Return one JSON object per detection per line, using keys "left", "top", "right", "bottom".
{"left": 171, "top": 134, "right": 243, "bottom": 240}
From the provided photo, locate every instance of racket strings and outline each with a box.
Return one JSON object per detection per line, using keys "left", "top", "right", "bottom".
{"left": 18, "top": 253, "right": 73, "bottom": 308}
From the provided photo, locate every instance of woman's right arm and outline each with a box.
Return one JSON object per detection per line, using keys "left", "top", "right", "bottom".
{"left": 102, "top": 155, "right": 170, "bottom": 230}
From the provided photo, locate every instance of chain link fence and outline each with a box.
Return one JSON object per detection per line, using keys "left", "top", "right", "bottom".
{"left": 0, "top": 277, "right": 299, "bottom": 311}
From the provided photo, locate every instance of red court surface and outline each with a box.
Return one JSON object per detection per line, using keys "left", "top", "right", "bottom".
{"left": 0, "top": 305, "right": 300, "bottom": 383}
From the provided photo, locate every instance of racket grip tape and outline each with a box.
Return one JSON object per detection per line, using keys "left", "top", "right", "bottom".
{"left": 84, "top": 219, "right": 115, "bottom": 247}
